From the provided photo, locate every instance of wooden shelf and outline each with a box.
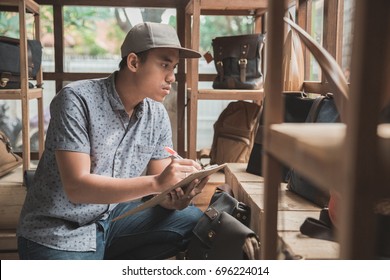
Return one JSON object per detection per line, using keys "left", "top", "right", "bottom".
{"left": 0, "top": 0, "right": 39, "bottom": 14}
{"left": 184, "top": 0, "right": 267, "bottom": 159}
{"left": 188, "top": 88, "right": 264, "bottom": 101}
{"left": 268, "top": 123, "right": 344, "bottom": 191}
{"left": 262, "top": 0, "right": 390, "bottom": 259}
{"left": 0, "top": 88, "right": 43, "bottom": 99}
{"left": 185, "top": 0, "right": 268, "bottom": 14}
{"left": 267, "top": 123, "right": 390, "bottom": 200}
{"left": 224, "top": 163, "right": 339, "bottom": 260}
{"left": 0, "top": 0, "right": 44, "bottom": 172}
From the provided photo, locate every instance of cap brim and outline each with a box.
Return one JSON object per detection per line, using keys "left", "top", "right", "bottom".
{"left": 149, "top": 46, "right": 201, "bottom": 58}
{"left": 178, "top": 48, "right": 202, "bottom": 59}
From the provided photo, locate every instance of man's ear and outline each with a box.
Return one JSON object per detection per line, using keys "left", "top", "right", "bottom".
{"left": 127, "top": 53, "right": 138, "bottom": 71}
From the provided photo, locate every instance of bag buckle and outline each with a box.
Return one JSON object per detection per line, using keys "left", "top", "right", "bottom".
{"left": 0, "top": 72, "right": 11, "bottom": 88}
{"left": 238, "top": 58, "right": 247, "bottom": 65}
{"left": 216, "top": 61, "right": 224, "bottom": 82}
{"left": 205, "top": 206, "right": 219, "bottom": 220}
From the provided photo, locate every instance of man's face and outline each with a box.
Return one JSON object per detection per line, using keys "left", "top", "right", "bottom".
{"left": 136, "top": 48, "right": 180, "bottom": 102}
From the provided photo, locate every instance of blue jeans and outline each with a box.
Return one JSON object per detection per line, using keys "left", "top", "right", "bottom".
{"left": 18, "top": 201, "right": 202, "bottom": 260}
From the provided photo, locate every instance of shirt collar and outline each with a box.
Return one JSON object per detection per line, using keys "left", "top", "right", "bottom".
{"left": 106, "top": 71, "right": 144, "bottom": 118}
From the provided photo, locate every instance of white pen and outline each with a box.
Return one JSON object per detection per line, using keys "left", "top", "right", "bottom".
{"left": 164, "top": 146, "right": 184, "bottom": 159}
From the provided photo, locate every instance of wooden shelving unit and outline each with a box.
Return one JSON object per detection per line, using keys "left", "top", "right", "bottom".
{"left": 262, "top": 0, "right": 390, "bottom": 259}
{"left": 184, "top": 0, "right": 268, "bottom": 160}
{"left": 0, "top": 0, "right": 44, "bottom": 174}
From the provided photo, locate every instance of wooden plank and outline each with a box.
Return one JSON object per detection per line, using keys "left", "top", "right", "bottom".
{"left": 0, "top": 0, "right": 39, "bottom": 14}
{"left": 0, "top": 88, "right": 43, "bottom": 99}
{"left": 225, "top": 163, "right": 263, "bottom": 182}
{"left": 323, "top": 0, "right": 344, "bottom": 64}
{"left": 281, "top": 187, "right": 321, "bottom": 211}
{"left": 0, "top": 166, "right": 29, "bottom": 230}
{"left": 36, "top": 0, "right": 180, "bottom": 8}
{"left": 339, "top": 0, "right": 390, "bottom": 259}
{"left": 0, "top": 166, "right": 24, "bottom": 186}
{"left": 0, "top": 205, "right": 25, "bottom": 229}
{"left": 197, "top": 0, "right": 268, "bottom": 11}
{"left": 0, "top": 230, "right": 17, "bottom": 251}
{"left": 0, "top": 251, "right": 19, "bottom": 260}
{"left": 238, "top": 182, "right": 320, "bottom": 211}
{"left": 297, "top": 0, "right": 312, "bottom": 80}
{"left": 0, "top": 167, "right": 26, "bottom": 229}
{"left": 194, "top": 89, "right": 264, "bottom": 101}
{"left": 268, "top": 123, "right": 344, "bottom": 192}
{"left": 224, "top": 164, "right": 339, "bottom": 259}
{"left": 53, "top": 4, "right": 64, "bottom": 93}
{"left": 192, "top": 182, "right": 219, "bottom": 212}
{"left": 277, "top": 210, "right": 320, "bottom": 232}
{"left": 268, "top": 123, "right": 390, "bottom": 197}
{"left": 176, "top": 3, "right": 186, "bottom": 156}
{"left": 280, "top": 231, "right": 339, "bottom": 260}
{"left": 261, "top": 0, "right": 286, "bottom": 260}
{"left": 186, "top": 0, "right": 200, "bottom": 160}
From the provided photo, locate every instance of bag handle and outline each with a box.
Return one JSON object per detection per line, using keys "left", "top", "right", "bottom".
{"left": 300, "top": 208, "right": 335, "bottom": 242}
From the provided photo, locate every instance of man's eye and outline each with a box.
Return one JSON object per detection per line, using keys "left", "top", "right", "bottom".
{"left": 161, "top": 63, "right": 177, "bottom": 71}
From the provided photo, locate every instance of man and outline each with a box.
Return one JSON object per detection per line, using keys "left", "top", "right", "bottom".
{"left": 17, "top": 22, "right": 208, "bottom": 260}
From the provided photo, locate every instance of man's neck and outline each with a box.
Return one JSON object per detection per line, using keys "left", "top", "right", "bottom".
{"left": 115, "top": 70, "right": 143, "bottom": 116}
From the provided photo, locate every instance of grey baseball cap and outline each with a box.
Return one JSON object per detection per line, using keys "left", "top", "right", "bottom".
{"left": 121, "top": 22, "right": 201, "bottom": 59}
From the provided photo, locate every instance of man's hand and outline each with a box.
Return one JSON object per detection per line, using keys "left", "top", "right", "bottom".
{"left": 159, "top": 176, "right": 210, "bottom": 210}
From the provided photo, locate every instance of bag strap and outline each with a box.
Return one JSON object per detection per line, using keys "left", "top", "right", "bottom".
{"left": 305, "top": 95, "right": 326, "bottom": 122}
{"left": 216, "top": 60, "right": 224, "bottom": 82}
{"left": 238, "top": 42, "right": 250, "bottom": 82}
{"left": 299, "top": 208, "right": 335, "bottom": 242}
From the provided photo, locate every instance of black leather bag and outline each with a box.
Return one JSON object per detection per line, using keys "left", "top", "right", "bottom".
{"left": 287, "top": 94, "right": 339, "bottom": 207}
{"left": 212, "top": 34, "right": 265, "bottom": 90}
{"left": 186, "top": 186, "right": 259, "bottom": 260}
{"left": 246, "top": 91, "right": 315, "bottom": 180}
{"left": 0, "top": 36, "right": 42, "bottom": 89}
{"left": 246, "top": 92, "right": 337, "bottom": 207}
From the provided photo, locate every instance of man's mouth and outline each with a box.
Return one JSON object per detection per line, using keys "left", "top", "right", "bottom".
{"left": 162, "top": 85, "right": 171, "bottom": 93}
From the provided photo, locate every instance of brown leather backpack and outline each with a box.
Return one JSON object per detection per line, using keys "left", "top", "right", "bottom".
{"left": 206, "top": 101, "right": 261, "bottom": 165}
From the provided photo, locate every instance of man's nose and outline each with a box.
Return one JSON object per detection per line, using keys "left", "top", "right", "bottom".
{"left": 166, "top": 71, "right": 176, "bottom": 84}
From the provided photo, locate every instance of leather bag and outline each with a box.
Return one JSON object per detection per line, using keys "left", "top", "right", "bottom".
{"left": 0, "top": 131, "right": 22, "bottom": 177}
{"left": 246, "top": 91, "right": 315, "bottom": 181}
{"left": 208, "top": 100, "right": 261, "bottom": 165}
{"left": 212, "top": 33, "right": 265, "bottom": 90}
{"left": 286, "top": 93, "right": 339, "bottom": 207}
{"left": 246, "top": 93, "right": 337, "bottom": 207}
{"left": 185, "top": 185, "right": 259, "bottom": 260}
{"left": 0, "top": 36, "right": 42, "bottom": 89}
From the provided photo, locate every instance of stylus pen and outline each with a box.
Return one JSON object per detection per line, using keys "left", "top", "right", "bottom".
{"left": 164, "top": 146, "right": 184, "bottom": 159}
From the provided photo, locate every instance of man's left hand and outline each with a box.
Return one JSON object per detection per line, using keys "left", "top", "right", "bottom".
{"left": 159, "top": 176, "right": 210, "bottom": 210}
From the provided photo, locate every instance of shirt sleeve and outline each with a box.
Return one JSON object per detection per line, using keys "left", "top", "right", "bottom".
{"left": 47, "top": 87, "right": 91, "bottom": 154}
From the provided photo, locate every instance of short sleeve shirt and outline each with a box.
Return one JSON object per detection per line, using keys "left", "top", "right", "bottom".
{"left": 17, "top": 72, "right": 173, "bottom": 251}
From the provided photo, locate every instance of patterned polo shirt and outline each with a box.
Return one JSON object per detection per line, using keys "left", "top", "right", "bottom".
{"left": 17, "top": 72, "right": 173, "bottom": 251}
